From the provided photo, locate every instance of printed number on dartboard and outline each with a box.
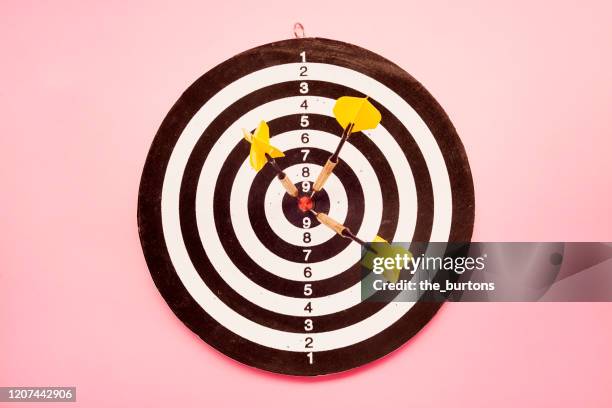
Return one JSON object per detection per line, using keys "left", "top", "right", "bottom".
{"left": 299, "top": 50, "right": 314, "bottom": 365}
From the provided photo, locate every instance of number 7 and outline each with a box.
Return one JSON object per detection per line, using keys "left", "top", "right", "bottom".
{"left": 303, "top": 249, "right": 312, "bottom": 261}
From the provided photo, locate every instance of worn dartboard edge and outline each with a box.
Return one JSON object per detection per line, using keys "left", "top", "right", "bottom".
{"left": 137, "top": 37, "right": 475, "bottom": 376}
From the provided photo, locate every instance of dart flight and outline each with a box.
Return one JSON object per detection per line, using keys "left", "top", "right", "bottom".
{"left": 243, "top": 121, "right": 285, "bottom": 172}
{"left": 312, "top": 96, "right": 382, "bottom": 195}
{"left": 333, "top": 96, "right": 382, "bottom": 133}
{"left": 243, "top": 121, "right": 298, "bottom": 197}
{"left": 361, "top": 236, "right": 413, "bottom": 283}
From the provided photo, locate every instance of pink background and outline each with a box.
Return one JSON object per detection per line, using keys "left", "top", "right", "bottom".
{"left": 1, "top": 0, "right": 611, "bottom": 406}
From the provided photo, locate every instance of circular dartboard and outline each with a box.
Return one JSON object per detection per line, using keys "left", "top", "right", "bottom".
{"left": 138, "top": 37, "right": 474, "bottom": 376}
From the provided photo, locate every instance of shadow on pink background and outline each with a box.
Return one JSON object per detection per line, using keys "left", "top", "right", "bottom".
{"left": 1, "top": 0, "right": 611, "bottom": 406}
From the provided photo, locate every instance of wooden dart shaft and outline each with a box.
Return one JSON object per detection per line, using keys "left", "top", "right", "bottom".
{"left": 313, "top": 158, "right": 337, "bottom": 192}
{"left": 311, "top": 123, "right": 355, "bottom": 197}
{"left": 315, "top": 212, "right": 346, "bottom": 236}
{"left": 279, "top": 174, "right": 298, "bottom": 197}
{"left": 264, "top": 153, "right": 298, "bottom": 197}
{"left": 314, "top": 211, "right": 370, "bottom": 247}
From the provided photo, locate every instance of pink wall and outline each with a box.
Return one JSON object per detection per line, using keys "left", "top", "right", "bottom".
{"left": 1, "top": 0, "right": 611, "bottom": 406}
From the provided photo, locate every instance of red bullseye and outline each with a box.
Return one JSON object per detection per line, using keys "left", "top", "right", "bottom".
{"left": 297, "top": 196, "right": 314, "bottom": 212}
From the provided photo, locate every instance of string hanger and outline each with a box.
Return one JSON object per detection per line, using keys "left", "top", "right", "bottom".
{"left": 293, "top": 23, "right": 305, "bottom": 38}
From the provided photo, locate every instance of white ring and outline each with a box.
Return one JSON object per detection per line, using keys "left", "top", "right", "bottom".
{"left": 202, "top": 113, "right": 384, "bottom": 315}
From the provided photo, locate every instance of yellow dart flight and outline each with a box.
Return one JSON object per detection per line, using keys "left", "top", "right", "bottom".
{"left": 243, "top": 121, "right": 284, "bottom": 171}
{"left": 361, "top": 236, "right": 412, "bottom": 283}
{"left": 333, "top": 96, "right": 381, "bottom": 133}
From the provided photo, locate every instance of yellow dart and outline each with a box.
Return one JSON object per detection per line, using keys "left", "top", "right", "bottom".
{"left": 311, "top": 211, "right": 407, "bottom": 283}
{"left": 243, "top": 121, "right": 298, "bottom": 197}
{"left": 243, "top": 121, "right": 285, "bottom": 172}
{"left": 312, "top": 96, "right": 381, "bottom": 195}
{"left": 361, "top": 236, "right": 412, "bottom": 283}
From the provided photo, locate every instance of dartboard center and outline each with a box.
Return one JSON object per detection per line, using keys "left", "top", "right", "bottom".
{"left": 297, "top": 195, "right": 314, "bottom": 212}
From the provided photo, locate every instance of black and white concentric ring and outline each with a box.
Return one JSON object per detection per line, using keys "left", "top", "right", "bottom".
{"left": 138, "top": 37, "right": 474, "bottom": 375}
{"left": 181, "top": 101, "right": 426, "bottom": 316}
{"left": 178, "top": 93, "right": 430, "bottom": 290}
{"left": 163, "top": 68, "right": 451, "bottom": 342}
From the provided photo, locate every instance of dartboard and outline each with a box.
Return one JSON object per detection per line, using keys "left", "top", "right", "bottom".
{"left": 137, "top": 37, "right": 474, "bottom": 376}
